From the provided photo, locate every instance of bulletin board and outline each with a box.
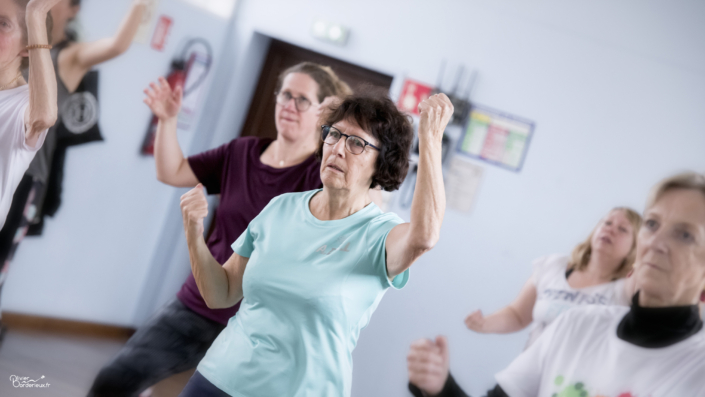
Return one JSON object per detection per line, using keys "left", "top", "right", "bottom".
{"left": 457, "top": 105, "right": 534, "bottom": 172}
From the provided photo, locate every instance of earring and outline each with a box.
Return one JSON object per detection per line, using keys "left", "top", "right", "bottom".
{"left": 700, "top": 291, "right": 705, "bottom": 303}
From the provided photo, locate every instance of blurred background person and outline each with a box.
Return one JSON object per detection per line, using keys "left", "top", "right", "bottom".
{"left": 408, "top": 172, "right": 705, "bottom": 397}
{"left": 0, "top": 0, "right": 57, "bottom": 227}
{"left": 465, "top": 207, "right": 642, "bottom": 347}
{"left": 0, "top": 0, "right": 147, "bottom": 339}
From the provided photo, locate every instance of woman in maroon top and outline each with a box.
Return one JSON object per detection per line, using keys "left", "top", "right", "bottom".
{"left": 87, "top": 62, "right": 352, "bottom": 396}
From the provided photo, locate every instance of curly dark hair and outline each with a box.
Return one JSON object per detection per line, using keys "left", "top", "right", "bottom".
{"left": 316, "top": 90, "right": 414, "bottom": 191}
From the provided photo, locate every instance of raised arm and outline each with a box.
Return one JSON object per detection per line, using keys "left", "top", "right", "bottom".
{"left": 181, "top": 184, "right": 246, "bottom": 309}
{"left": 62, "top": 0, "right": 147, "bottom": 72}
{"left": 144, "top": 77, "right": 199, "bottom": 187}
{"left": 385, "top": 94, "right": 453, "bottom": 278}
{"left": 24, "top": 0, "right": 60, "bottom": 147}
{"left": 465, "top": 276, "right": 537, "bottom": 334}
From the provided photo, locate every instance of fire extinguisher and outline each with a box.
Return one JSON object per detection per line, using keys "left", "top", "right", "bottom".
{"left": 140, "top": 38, "right": 213, "bottom": 155}
{"left": 140, "top": 59, "right": 187, "bottom": 155}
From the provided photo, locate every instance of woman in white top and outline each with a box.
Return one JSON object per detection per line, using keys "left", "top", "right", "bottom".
{"left": 465, "top": 207, "right": 642, "bottom": 347}
{"left": 409, "top": 172, "right": 705, "bottom": 397}
{"left": 0, "top": 0, "right": 59, "bottom": 227}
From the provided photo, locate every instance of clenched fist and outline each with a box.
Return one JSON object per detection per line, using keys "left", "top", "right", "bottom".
{"left": 464, "top": 309, "right": 487, "bottom": 333}
{"left": 27, "top": 0, "right": 62, "bottom": 13}
{"left": 407, "top": 336, "right": 450, "bottom": 396}
{"left": 180, "top": 184, "right": 208, "bottom": 238}
{"left": 418, "top": 93, "right": 454, "bottom": 143}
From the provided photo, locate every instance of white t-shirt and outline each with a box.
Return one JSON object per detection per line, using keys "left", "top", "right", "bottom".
{"left": 526, "top": 255, "right": 629, "bottom": 347}
{"left": 496, "top": 305, "right": 705, "bottom": 396}
{"left": 0, "top": 85, "right": 46, "bottom": 227}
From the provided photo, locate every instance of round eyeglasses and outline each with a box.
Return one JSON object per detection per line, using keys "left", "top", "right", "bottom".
{"left": 321, "top": 125, "right": 380, "bottom": 155}
{"left": 275, "top": 91, "right": 312, "bottom": 112}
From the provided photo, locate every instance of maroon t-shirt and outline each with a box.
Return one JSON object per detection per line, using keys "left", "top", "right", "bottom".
{"left": 176, "top": 136, "right": 322, "bottom": 324}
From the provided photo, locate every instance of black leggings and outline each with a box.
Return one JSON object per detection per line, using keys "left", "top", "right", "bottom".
{"left": 0, "top": 174, "right": 41, "bottom": 315}
{"left": 87, "top": 299, "right": 225, "bottom": 397}
{"left": 0, "top": 174, "right": 34, "bottom": 265}
{"left": 178, "top": 371, "right": 230, "bottom": 397}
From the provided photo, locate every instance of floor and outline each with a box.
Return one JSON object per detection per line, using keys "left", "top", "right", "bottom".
{"left": 0, "top": 328, "right": 192, "bottom": 397}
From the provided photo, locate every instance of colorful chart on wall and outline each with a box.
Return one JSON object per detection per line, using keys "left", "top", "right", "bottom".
{"left": 457, "top": 105, "right": 534, "bottom": 172}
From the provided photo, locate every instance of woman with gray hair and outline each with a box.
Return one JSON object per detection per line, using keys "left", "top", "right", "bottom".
{"left": 177, "top": 92, "right": 454, "bottom": 396}
{"left": 408, "top": 172, "right": 705, "bottom": 397}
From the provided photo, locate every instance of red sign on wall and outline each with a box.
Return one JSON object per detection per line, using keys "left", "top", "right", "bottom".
{"left": 397, "top": 79, "right": 434, "bottom": 115}
{"left": 151, "top": 15, "right": 173, "bottom": 51}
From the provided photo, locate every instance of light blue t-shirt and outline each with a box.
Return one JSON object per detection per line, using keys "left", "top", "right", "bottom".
{"left": 197, "top": 189, "right": 409, "bottom": 397}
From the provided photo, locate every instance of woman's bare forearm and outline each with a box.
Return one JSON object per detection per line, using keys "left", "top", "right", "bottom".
{"left": 385, "top": 95, "right": 452, "bottom": 278}
{"left": 154, "top": 117, "right": 194, "bottom": 186}
{"left": 409, "top": 135, "right": 446, "bottom": 251}
{"left": 110, "top": 0, "right": 148, "bottom": 54}
{"left": 482, "top": 306, "right": 531, "bottom": 333}
{"left": 186, "top": 233, "right": 233, "bottom": 309}
{"left": 25, "top": 6, "right": 58, "bottom": 146}
{"left": 385, "top": 137, "right": 445, "bottom": 278}
{"left": 74, "top": 0, "right": 147, "bottom": 67}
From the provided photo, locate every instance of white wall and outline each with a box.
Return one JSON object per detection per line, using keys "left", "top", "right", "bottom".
{"left": 216, "top": 1, "right": 705, "bottom": 396}
{"left": 5, "top": 0, "right": 705, "bottom": 396}
{"left": 4, "top": 0, "right": 233, "bottom": 325}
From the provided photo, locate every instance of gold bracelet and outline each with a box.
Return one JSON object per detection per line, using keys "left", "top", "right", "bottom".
{"left": 26, "top": 44, "right": 52, "bottom": 50}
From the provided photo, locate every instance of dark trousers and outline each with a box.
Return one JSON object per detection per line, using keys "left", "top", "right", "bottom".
{"left": 178, "top": 371, "right": 231, "bottom": 397}
{"left": 0, "top": 174, "right": 41, "bottom": 315}
{"left": 87, "top": 299, "right": 225, "bottom": 397}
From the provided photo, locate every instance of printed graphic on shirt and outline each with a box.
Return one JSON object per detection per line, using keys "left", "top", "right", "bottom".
{"left": 542, "top": 289, "right": 610, "bottom": 305}
{"left": 315, "top": 235, "right": 351, "bottom": 256}
{"left": 552, "top": 375, "right": 637, "bottom": 397}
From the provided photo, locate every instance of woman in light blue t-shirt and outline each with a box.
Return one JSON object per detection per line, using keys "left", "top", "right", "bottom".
{"left": 177, "top": 91, "right": 454, "bottom": 397}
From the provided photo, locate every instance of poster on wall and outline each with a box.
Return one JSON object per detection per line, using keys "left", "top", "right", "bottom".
{"left": 151, "top": 15, "right": 173, "bottom": 51}
{"left": 457, "top": 105, "right": 534, "bottom": 172}
{"left": 397, "top": 79, "right": 433, "bottom": 115}
{"left": 445, "top": 157, "right": 484, "bottom": 213}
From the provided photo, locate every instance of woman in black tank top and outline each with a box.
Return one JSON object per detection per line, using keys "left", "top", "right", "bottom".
{"left": 0, "top": 0, "right": 149, "bottom": 343}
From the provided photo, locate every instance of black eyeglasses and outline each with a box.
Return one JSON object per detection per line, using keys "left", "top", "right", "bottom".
{"left": 275, "top": 91, "right": 313, "bottom": 112}
{"left": 321, "top": 125, "right": 380, "bottom": 155}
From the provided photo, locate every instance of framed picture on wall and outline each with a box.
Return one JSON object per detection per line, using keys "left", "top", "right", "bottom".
{"left": 397, "top": 79, "right": 434, "bottom": 115}
{"left": 456, "top": 105, "right": 535, "bottom": 172}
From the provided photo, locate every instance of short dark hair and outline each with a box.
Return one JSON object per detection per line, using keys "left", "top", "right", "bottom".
{"left": 317, "top": 89, "right": 414, "bottom": 191}
{"left": 14, "top": 0, "right": 54, "bottom": 70}
{"left": 275, "top": 62, "right": 352, "bottom": 103}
